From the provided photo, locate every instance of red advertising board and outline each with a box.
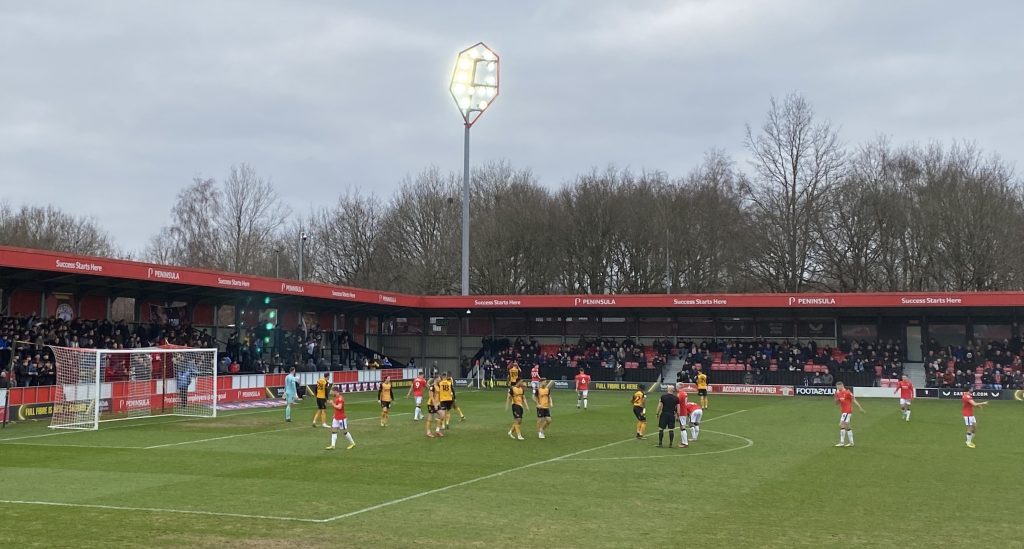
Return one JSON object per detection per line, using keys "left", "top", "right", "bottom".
{"left": 677, "top": 383, "right": 795, "bottom": 396}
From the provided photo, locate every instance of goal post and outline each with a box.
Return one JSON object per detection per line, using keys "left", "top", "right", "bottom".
{"left": 49, "top": 345, "right": 218, "bottom": 430}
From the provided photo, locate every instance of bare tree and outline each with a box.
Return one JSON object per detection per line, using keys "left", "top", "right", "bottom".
{"left": 218, "top": 164, "right": 291, "bottom": 273}
{"left": 469, "top": 161, "right": 558, "bottom": 294}
{"left": 307, "top": 190, "right": 395, "bottom": 289}
{"left": 0, "top": 202, "right": 116, "bottom": 256}
{"left": 742, "top": 93, "right": 846, "bottom": 291}
{"left": 385, "top": 167, "right": 461, "bottom": 294}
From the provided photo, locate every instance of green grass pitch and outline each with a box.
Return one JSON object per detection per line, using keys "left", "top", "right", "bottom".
{"left": 1, "top": 389, "right": 1021, "bottom": 548}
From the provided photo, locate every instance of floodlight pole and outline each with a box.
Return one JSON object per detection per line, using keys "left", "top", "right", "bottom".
{"left": 461, "top": 123, "right": 471, "bottom": 296}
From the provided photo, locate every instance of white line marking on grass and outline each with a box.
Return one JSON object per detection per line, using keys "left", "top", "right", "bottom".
{"left": 0, "top": 500, "right": 322, "bottom": 523}
{"left": 316, "top": 422, "right": 672, "bottom": 523}
{"left": 559, "top": 429, "right": 754, "bottom": 462}
{"left": 141, "top": 413, "right": 410, "bottom": 450}
{"left": 0, "top": 442, "right": 145, "bottom": 450}
{"left": 0, "top": 397, "right": 387, "bottom": 443}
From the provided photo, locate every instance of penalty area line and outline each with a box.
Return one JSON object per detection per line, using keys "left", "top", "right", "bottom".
{"left": 0, "top": 499, "right": 321, "bottom": 523}
{"left": 315, "top": 429, "right": 646, "bottom": 523}
{"left": 141, "top": 413, "right": 410, "bottom": 450}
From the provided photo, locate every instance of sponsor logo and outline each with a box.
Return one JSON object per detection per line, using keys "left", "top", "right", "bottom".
{"left": 899, "top": 296, "right": 964, "bottom": 305}
{"left": 795, "top": 386, "right": 838, "bottom": 396}
{"left": 55, "top": 259, "right": 103, "bottom": 272}
{"left": 472, "top": 299, "right": 523, "bottom": 306}
{"left": 332, "top": 290, "right": 357, "bottom": 299}
{"left": 574, "top": 298, "right": 617, "bottom": 306}
{"left": 715, "top": 384, "right": 794, "bottom": 396}
{"left": 787, "top": 297, "right": 837, "bottom": 306}
{"left": 281, "top": 283, "right": 305, "bottom": 293}
{"left": 453, "top": 378, "right": 471, "bottom": 387}
{"left": 592, "top": 381, "right": 643, "bottom": 391}
{"left": 146, "top": 267, "right": 181, "bottom": 280}
{"left": 673, "top": 298, "right": 728, "bottom": 306}
{"left": 939, "top": 389, "right": 1003, "bottom": 399}
{"left": 239, "top": 390, "right": 263, "bottom": 399}
{"left": 379, "top": 295, "right": 397, "bottom": 304}
{"left": 915, "top": 388, "right": 939, "bottom": 399}
{"left": 217, "top": 277, "right": 251, "bottom": 288}
{"left": 551, "top": 380, "right": 571, "bottom": 390}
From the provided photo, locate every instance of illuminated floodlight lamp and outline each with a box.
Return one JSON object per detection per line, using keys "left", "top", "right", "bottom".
{"left": 449, "top": 42, "right": 500, "bottom": 127}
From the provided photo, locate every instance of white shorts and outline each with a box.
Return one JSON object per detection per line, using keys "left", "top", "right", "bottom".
{"left": 964, "top": 416, "right": 976, "bottom": 426}
{"left": 414, "top": 396, "right": 423, "bottom": 406}
{"left": 578, "top": 390, "right": 589, "bottom": 399}
{"left": 690, "top": 410, "right": 703, "bottom": 424}
{"left": 840, "top": 412, "right": 852, "bottom": 424}
{"left": 332, "top": 418, "right": 348, "bottom": 430}
{"left": 531, "top": 380, "right": 540, "bottom": 391}
{"left": 900, "top": 398, "right": 912, "bottom": 406}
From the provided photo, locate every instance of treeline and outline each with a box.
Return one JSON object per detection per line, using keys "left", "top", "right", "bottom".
{"left": 4, "top": 93, "right": 1021, "bottom": 294}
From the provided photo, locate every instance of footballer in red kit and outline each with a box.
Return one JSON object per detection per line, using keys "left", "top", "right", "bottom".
{"left": 961, "top": 386, "right": 988, "bottom": 448}
{"left": 531, "top": 364, "right": 541, "bottom": 391}
{"left": 834, "top": 382, "right": 865, "bottom": 447}
{"left": 326, "top": 386, "right": 356, "bottom": 450}
{"left": 407, "top": 371, "right": 427, "bottom": 421}
{"left": 894, "top": 375, "right": 914, "bottom": 421}
{"left": 574, "top": 369, "right": 591, "bottom": 409}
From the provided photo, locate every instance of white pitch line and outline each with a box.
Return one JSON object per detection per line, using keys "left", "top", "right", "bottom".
{"left": 317, "top": 430, "right": 646, "bottom": 523}
{"left": 141, "top": 413, "right": 410, "bottom": 450}
{"left": 0, "top": 442, "right": 145, "bottom": 450}
{"left": 0, "top": 499, "right": 321, "bottom": 523}
{"left": 559, "top": 429, "right": 754, "bottom": 462}
{"left": 0, "top": 396, "right": 387, "bottom": 443}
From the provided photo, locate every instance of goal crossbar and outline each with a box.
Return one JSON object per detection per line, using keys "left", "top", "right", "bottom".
{"left": 45, "top": 345, "right": 218, "bottom": 430}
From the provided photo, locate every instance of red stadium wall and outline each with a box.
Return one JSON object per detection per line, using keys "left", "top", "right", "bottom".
{"left": 79, "top": 295, "right": 106, "bottom": 319}
{"left": 9, "top": 289, "right": 41, "bottom": 316}
{"left": 193, "top": 304, "right": 214, "bottom": 325}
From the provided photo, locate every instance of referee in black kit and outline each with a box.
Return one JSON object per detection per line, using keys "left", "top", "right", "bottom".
{"left": 655, "top": 384, "right": 679, "bottom": 448}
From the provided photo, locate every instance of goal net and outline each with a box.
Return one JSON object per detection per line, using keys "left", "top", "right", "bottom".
{"left": 49, "top": 345, "right": 218, "bottom": 430}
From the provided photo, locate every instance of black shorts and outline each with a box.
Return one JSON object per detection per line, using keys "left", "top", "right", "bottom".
{"left": 380, "top": 401, "right": 391, "bottom": 409}
{"left": 428, "top": 404, "right": 439, "bottom": 415}
{"left": 512, "top": 404, "right": 524, "bottom": 419}
{"left": 440, "top": 400, "right": 453, "bottom": 411}
{"left": 698, "top": 388, "right": 708, "bottom": 396}
{"left": 658, "top": 415, "right": 676, "bottom": 430}
{"left": 316, "top": 398, "right": 327, "bottom": 410}
{"left": 633, "top": 406, "right": 646, "bottom": 421}
{"left": 537, "top": 407, "right": 551, "bottom": 418}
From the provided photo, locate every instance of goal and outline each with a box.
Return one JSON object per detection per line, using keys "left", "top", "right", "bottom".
{"left": 48, "top": 345, "right": 218, "bottom": 430}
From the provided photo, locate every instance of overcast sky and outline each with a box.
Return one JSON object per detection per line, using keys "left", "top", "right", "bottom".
{"left": 2, "top": 1, "right": 1020, "bottom": 253}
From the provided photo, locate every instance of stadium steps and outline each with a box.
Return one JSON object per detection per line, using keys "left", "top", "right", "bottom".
{"left": 664, "top": 357, "right": 687, "bottom": 383}
{"left": 904, "top": 362, "right": 926, "bottom": 387}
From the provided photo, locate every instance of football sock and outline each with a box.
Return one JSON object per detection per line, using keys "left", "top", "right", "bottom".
{"left": 285, "top": 405, "right": 291, "bottom": 420}
{"left": 658, "top": 429, "right": 665, "bottom": 445}
{"left": 680, "top": 429, "right": 688, "bottom": 445}
{"left": 966, "top": 432, "right": 974, "bottom": 443}
{"left": 331, "top": 432, "right": 338, "bottom": 446}
{"left": 344, "top": 433, "right": 355, "bottom": 445}
{"left": 583, "top": 398, "right": 588, "bottom": 409}
{"left": 839, "top": 430, "right": 846, "bottom": 444}
{"left": 668, "top": 429, "right": 675, "bottom": 445}
{"left": 847, "top": 430, "right": 854, "bottom": 444}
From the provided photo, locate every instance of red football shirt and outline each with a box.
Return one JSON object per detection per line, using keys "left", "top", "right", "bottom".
{"left": 677, "top": 393, "right": 688, "bottom": 415}
{"left": 531, "top": 366, "right": 540, "bottom": 381}
{"left": 333, "top": 394, "right": 347, "bottom": 420}
{"left": 685, "top": 402, "right": 701, "bottom": 415}
{"left": 574, "top": 373, "right": 590, "bottom": 390}
{"left": 836, "top": 389, "right": 854, "bottom": 414}
{"left": 897, "top": 380, "right": 914, "bottom": 400}
{"left": 412, "top": 377, "right": 426, "bottom": 397}
{"left": 962, "top": 393, "right": 975, "bottom": 417}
